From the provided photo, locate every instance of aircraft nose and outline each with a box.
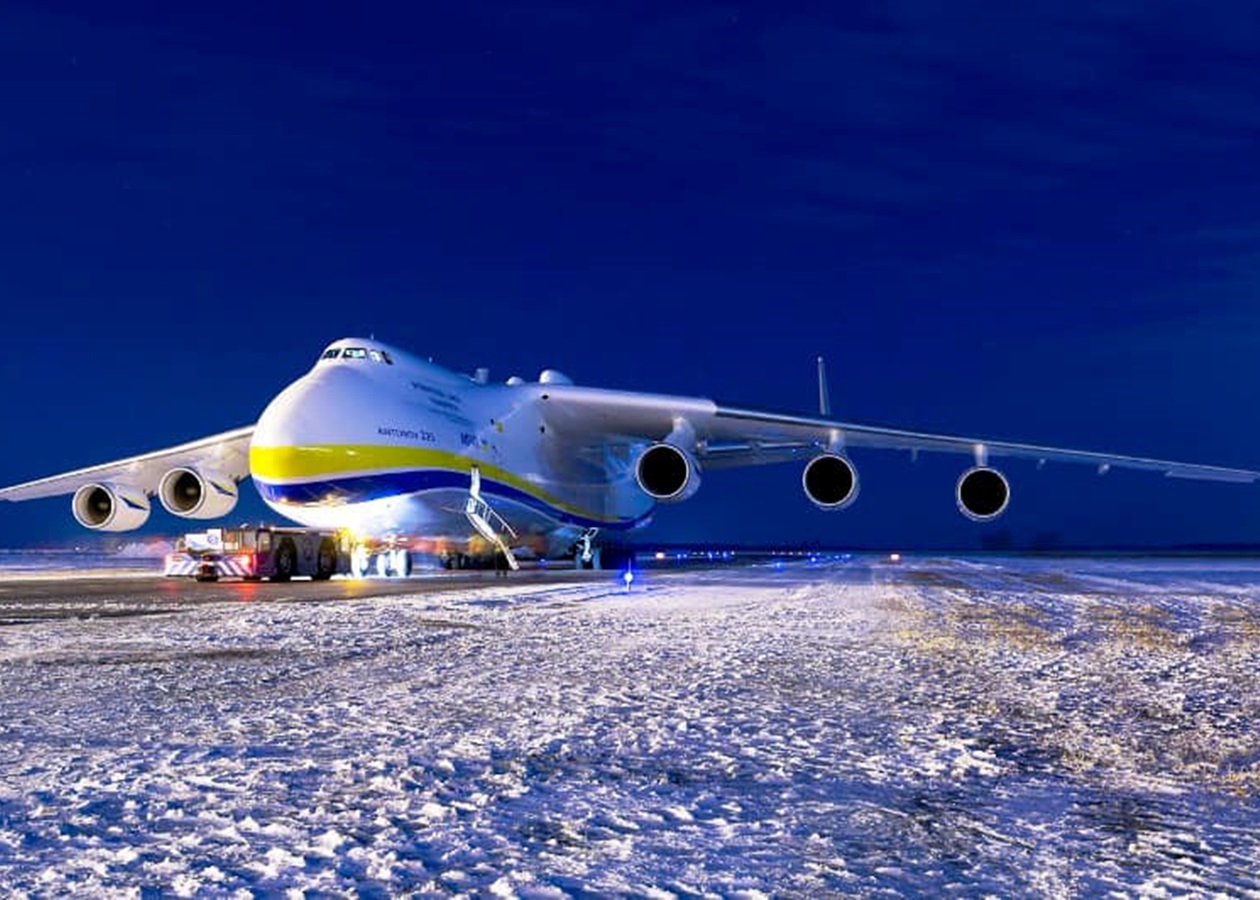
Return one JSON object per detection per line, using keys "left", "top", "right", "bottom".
{"left": 250, "top": 365, "right": 372, "bottom": 458}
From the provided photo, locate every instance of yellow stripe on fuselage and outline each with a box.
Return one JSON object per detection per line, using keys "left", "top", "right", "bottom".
{"left": 250, "top": 444, "right": 469, "bottom": 481}
{"left": 249, "top": 443, "right": 609, "bottom": 521}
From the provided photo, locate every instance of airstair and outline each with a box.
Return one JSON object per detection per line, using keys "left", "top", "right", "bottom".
{"left": 465, "top": 466, "right": 520, "bottom": 570}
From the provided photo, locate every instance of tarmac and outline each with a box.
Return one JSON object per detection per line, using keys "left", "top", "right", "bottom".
{"left": 0, "top": 567, "right": 614, "bottom": 625}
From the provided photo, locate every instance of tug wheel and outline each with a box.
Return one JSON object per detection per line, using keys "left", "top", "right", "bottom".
{"left": 273, "top": 539, "right": 297, "bottom": 582}
{"left": 313, "top": 538, "right": 336, "bottom": 580}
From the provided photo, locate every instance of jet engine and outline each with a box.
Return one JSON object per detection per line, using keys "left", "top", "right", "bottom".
{"left": 158, "top": 467, "right": 239, "bottom": 519}
{"left": 72, "top": 483, "right": 151, "bottom": 532}
{"left": 956, "top": 466, "right": 1010, "bottom": 521}
{"left": 635, "top": 442, "right": 701, "bottom": 502}
{"left": 802, "top": 453, "right": 860, "bottom": 510}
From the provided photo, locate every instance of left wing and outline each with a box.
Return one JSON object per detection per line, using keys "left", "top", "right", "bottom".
{"left": 0, "top": 425, "right": 256, "bottom": 501}
{"left": 537, "top": 386, "right": 1260, "bottom": 483}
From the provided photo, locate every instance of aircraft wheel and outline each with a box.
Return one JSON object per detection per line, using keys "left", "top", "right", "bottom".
{"left": 352, "top": 545, "right": 371, "bottom": 578}
{"left": 376, "top": 552, "right": 394, "bottom": 578}
{"left": 392, "top": 549, "right": 412, "bottom": 578}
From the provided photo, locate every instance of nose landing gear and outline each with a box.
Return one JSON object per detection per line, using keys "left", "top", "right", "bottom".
{"left": 351, "top": 544, "right": 412, "bottom": 579}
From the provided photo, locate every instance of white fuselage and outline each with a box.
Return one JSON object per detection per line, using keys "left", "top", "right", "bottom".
{"left": 248, "top": 339, "right": 654, "bottom": 554}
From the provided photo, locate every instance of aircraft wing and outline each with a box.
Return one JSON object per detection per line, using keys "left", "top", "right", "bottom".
{"left": 538, "top": 386, "right": 1260, "bottom": 483}
{"left": 0, "top": 426, "right": 256, "bottom": 501}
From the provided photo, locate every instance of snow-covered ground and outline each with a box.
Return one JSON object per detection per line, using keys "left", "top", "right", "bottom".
{"left": 1, "top": 555, "right": 1259, "bottom": 896}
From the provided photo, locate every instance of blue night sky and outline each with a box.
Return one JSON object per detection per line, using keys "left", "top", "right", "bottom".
{"left": 2, "top": 1, "right": 1259, "bottom": 548}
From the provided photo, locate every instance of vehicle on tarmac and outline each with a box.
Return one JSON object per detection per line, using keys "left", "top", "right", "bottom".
{"left": 165, "top": 525, "right": 352, "bottom": 582}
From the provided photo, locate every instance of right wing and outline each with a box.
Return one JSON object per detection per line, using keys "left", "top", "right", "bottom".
{"left": 0, "top": 426, "right": 256, "bottom": 501}
{"left": 536, "top": 385, "right": 1260, "bottom": 482}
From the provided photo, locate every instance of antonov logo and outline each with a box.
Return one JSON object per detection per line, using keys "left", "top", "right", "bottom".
{"left": 377, "top": 426, "right": 436, "bottom": 443}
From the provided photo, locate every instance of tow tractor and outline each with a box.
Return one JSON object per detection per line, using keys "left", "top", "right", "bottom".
{"left": 165, "top": 526, "right": 352, "bottom": 582}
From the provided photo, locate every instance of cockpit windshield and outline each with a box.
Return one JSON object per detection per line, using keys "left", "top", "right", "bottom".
{"left": 319, "top": 346, "right": 394, "bottom": 365}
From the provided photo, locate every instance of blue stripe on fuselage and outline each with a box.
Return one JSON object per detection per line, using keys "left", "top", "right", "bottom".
{"left": 253, "top": 469, "right": 649, "bottom": 531}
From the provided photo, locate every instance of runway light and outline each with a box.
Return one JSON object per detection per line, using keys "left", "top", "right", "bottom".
{"left": 622, "top": 569, "right": 635, "bottom": 592}
{"left": 654, "top": 551, "right": 666, "bottom": 561}
{"left": 889, "top": 552, "right": 901, "bottom": 563}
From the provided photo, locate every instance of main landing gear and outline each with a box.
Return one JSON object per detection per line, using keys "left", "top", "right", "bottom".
{"left": 577, "top": 528, "right": 601, "bottom": 570}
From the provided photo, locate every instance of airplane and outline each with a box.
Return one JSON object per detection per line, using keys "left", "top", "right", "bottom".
{"left": 2, "top": 336, "right": 1257, "bottom": 576}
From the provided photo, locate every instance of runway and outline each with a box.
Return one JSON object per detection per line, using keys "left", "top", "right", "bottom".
{"left": 0, "top": 567, "right": 613, "bottom": 626}
{"left": 1, "top": 554, "right": 1259, "bottom": 895}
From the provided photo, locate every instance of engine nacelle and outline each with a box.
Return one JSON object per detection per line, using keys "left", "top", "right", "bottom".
{"left": 72, "top": 483, "right": 151, "bottom": 532}
{"left": 635, "top": 442, "right": 701, "bottom": 503}
{"left": 802, "top": 453, "right": 860, "bottom": 510}
{"left": 956, "top": 466, "right": 1010, "bottom": 521}
{"left": 158, "top": 467, "right": 239, "bottom": 519}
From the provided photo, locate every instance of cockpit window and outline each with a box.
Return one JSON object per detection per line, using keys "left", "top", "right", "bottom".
{"left": 321, "top": 346, "right": 392, "bottom": 364}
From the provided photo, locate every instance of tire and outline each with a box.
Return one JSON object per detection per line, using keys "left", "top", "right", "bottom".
{"left": 313, "top": 538, "right": 336, "bottom": 581}
{"left": 273, "top": 539, "right": 297, "bottom": 582}
{"left": 376, "top": 552, "right": 393, "bottom": 578}
{"left": 393, "top": 549, "right": 412, "bottom": 578}
{"left": 352, "top": 545, "right": 371, "bottom": 578}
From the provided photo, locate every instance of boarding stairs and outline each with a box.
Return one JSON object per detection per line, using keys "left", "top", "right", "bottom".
{"left": 465, "top": 466, "right": 520, "bottom": 571}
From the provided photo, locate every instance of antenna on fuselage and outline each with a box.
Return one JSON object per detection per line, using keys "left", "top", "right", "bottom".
{"left": 817, "top": 356, "right": 831, "bottom": 417}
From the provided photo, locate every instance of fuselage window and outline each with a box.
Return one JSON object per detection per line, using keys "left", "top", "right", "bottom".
{"left": 381, "top": 351, "right": 394, "bottom": 365}
{"left": 322, "top": 348, "right": 341, "bottom": 360}
{"left": 344, "top": 348, "right": 367, "bottom": 359}
{"left": 369, "top": 350, "right": 383, "bottom": 363}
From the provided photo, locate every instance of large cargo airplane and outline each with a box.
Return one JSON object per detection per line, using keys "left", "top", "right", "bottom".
{"left": 2, "top": 337, "right": 1257, "bottom": 574}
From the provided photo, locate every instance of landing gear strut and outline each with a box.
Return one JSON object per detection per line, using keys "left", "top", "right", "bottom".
{"left": 577, "top": 528, "right": 601, "bottom": 570}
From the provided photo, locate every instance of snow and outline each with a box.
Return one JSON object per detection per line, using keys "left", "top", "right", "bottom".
{"left": 0, "top": 555, "right": 1259, "bottom": 895}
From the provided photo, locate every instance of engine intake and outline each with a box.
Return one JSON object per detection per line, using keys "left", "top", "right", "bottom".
{"left": 802, "top": 454, "right": 859, "bottom": 510}
{"left": 635, "top": 443, "right": 701, "bottom": 502}
{"left": 72, "top": 483, "right": 151, "bottom": 532}
{"left": 158, "top": 467, "right": 239, "bottom": 519}
{"left": 956, "top": 466, "right": 1010, "bottom": 521}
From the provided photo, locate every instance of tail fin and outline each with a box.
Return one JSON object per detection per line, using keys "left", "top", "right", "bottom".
{"left": 817, "top": 356, "right": 831, "bottom": 417}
